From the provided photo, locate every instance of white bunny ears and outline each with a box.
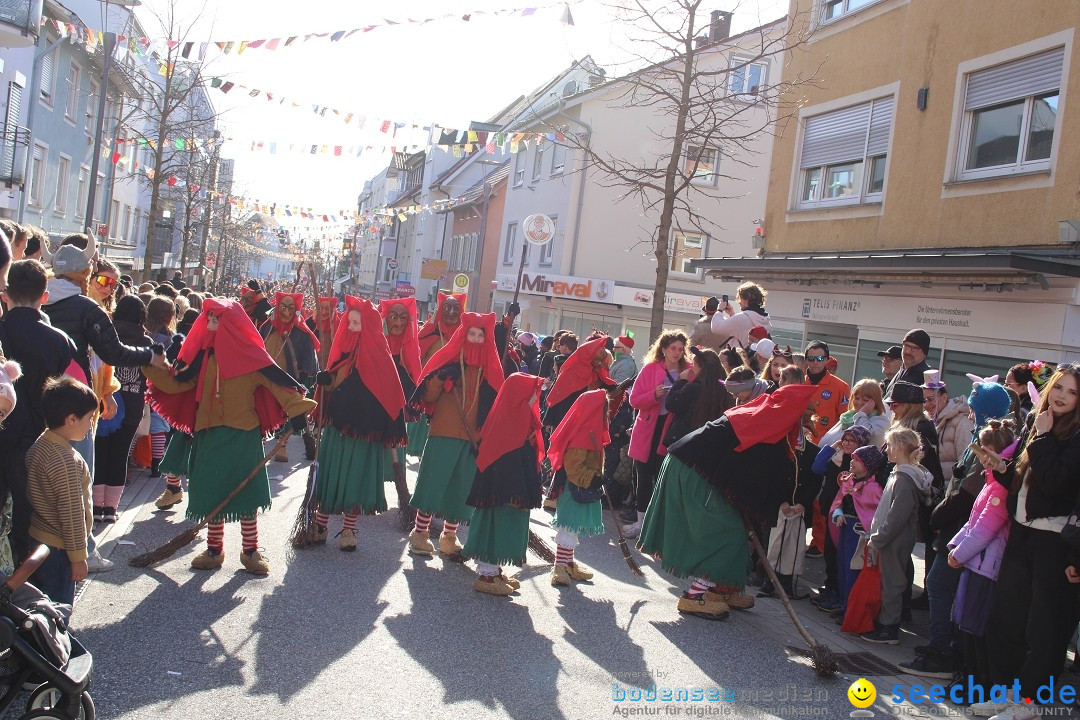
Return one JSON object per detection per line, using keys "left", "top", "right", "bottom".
{"left": 966, "top": 373, "right": 999, "bottom": 385}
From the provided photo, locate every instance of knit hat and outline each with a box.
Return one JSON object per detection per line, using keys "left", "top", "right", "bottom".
{"left": 517, "top": 332, "right": 537, "bottom": 347}
{"left": 842, "top": 425, "right": 871, "bottom": 446}
{"left": 851, "top": 444, "right": 886, "bottom": 477}
{"left": 616, "top": 334, "right": 634, "bottom": 350}
{"left": 751, "top": 338, "right": 776, "bottom": 357}
{"left": 0, "top": 359, "right": 22, "bottom": 417}
{"left": 903, "top": 329, "right": 931, "bottom": 355}
{"left": 748, "top": 326, "right": 770, "bottom": 343}
{"left": 968, "top": 381, "right": 1011, "bottom": 428}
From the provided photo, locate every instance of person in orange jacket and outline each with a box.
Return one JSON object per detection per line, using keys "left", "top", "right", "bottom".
{"left": 804, "top": 340, "right": 850, "bottom": 557}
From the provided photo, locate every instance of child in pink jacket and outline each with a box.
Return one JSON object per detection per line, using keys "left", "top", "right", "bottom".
{"left": 947, "top": 420, "right": 1017, "bottom": 687}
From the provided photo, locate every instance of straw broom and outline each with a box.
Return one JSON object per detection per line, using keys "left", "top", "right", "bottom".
{"left": 290, "top": 387, "right": 325, "bottom": 548}
{"left": 590, "top": 431, "right": 642, "bottom": 576}
{"left": 130, "top": 432, "right": 293, "bottom": 567}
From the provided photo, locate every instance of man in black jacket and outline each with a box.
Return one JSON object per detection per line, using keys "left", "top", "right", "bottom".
{"left": 0, "top": 260, "right": 78, "bottom": 563}
{"left": 886, "top": 329, "right": 933, "bottom": 395}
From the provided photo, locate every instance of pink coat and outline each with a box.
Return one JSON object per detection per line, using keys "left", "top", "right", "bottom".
{"left": 828, "top": 471, "right": 883, "bottom": 546}
{"left": 628, "top": 362, "right": 677, "bottom": 462}
{"left": 948, "top": 474, "right": 1010, "bottom": 580}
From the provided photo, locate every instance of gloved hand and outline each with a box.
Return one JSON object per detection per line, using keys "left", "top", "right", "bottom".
{"left": 247, "top": 279, "right": 261, "bottom": 293}
{"left": 436, "top": 364, "right": 461, "bottom": 382}
{"left": 166, "top": 334, "right": 184, "bottom": 363}
{"left": 316, "top": 370, "right": 333, "bottom": 386}
{"left": 507, "top": 302, "right": 521, "bottom": 317}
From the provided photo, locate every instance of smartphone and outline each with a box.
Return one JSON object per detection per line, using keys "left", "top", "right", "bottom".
{"left": 722, "top": 294, "right": 729, "bottom": 303}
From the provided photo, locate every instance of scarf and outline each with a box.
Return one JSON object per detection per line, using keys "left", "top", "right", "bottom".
{"left": 547, "top": 389, "right": 610, "bottom": 473}
{"left": 476, "top": 373, "right": 544, "bottom": 472}
{"left": 545, "top": 336, "right": 614, "bottom": 409}
{"left": 417, "top": 291, "right": 467, "bottom": 358}
{"left": 326, "top": 296, "right": 405, "bottom": 420}
{"left": 269, "top": 292, "right": 321, "bottom": 352}
{"left": 379, "top": 297, "right": 422, "bottom": 385}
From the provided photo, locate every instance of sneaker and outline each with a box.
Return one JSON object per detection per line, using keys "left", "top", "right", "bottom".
{"left": 240, "top": 550, "right": 270, "bottom": 575}
{"left": 87, "top": 551, "right": 114, "bottom": 573}
{"left": 804, "top": 546, "right": 823, "bottom": 559}
{"left": 815, "top": 598, "right": 842, "bottom": 613}
{"left": 154, "top": 487, "right": 184, "bottom": 510}
{"left": 677, "top": 594, "right": 730, "bottom": 620}
{"left": 898, "top": 649, "right": 955, "bottom": 679}
{"left": 621, "top": 521, "right": 642, "bottom": 539}
{"left": 102, "top": 507, "right": 117, "bottom": 524}
{"left": 861, "top": 624, "right": 900, "bottom": 645}
{"left": 988, "top": 704, "right": 1039, "bottom": 720}
{"left": 473, "top": 575, "right": 515, "bottom": 596}
{"left": 338, "top": 529, "right": 357, "bottom": 552}
{"left": 93, "top": 506, "right": 104, "bottom": 523}
{"left": 968, "top": 701, "right": 1010, "bottom": 717}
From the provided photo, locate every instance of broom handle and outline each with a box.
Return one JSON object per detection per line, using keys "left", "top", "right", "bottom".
{"left": 192, "top": 430, "right": 293, "bottom": 533}
{"left": 742, "top": 511, "right": 819, "bottom": 651}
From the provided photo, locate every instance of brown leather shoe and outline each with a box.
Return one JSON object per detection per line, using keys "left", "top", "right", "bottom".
{"left": 240, "top": 550, "right": 270, "bottom": 575}
{"left": 677, "top": 594, "right": 730, "bottom": 620}
{"left": 707, "top": 589, "right": 755, "bottom": 610}
{"left": 190, "top": 549, "right": 224, "bottom": 570}
{"left": 473, "top": 575, "right": 515, "bottom": 596}
{"left": 408, "top": 530, "right": 435, "bottom": 557}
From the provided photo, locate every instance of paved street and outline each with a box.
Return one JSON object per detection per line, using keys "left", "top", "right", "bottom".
{"left": 62, "top": 435, "right": 964, "bottom": 720}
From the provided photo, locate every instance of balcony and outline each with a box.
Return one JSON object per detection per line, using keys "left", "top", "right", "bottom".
{"left": 0, "top": 0, "right": 42, "bottom": 49}
{"left": 0, "top": 125, "right": 29, "bottom": 185}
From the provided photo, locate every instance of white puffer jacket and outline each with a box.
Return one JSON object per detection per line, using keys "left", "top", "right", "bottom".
{"left": 935, "top": 396, "right": 974, "bottom": 482}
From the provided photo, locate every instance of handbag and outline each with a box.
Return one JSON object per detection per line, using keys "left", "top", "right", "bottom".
{"left": 567, "top": 474, "right": 604, "bottom": 504}
{"left": 841, "top": 547, "right": 882, "bottom": 634}
{"left": 136, "top": 405, "right": 151, "bottom": 437}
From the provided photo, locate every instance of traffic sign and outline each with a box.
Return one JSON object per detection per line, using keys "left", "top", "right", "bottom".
{"left": 452, "top": 272, "right": 470, "bottom": 295}
{"left": 387, "top": 258, "right": 399, "bottom": 270}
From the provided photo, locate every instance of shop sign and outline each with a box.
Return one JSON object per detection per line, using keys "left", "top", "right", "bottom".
{"left": 497, "top": 272, "right": 615, "bottom": 303}
{"left": 612, "top": 285, "right": 714, "bottom": 315}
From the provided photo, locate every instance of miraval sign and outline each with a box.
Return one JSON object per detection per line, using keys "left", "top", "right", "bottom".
{"left": 497, "top": 273, "right": 615, "bottom": 303}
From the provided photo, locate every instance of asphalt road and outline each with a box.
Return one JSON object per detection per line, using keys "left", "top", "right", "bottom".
{"left": 61, "top": 435, "right": 967, "bottom": 720}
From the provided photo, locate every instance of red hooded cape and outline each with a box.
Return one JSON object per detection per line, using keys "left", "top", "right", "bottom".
{"left": 149, "top": 297, "right": 300, "bottom": 434}
{"left": 547, "top": 389, "right": 611, "bottom": 473}
{"left": 418, "top": 312, "right": 504, "bottom": 392}
{"left": 269, "top": 291, "right": 321, "bottom": 352}
{"left": 327, "top": 296, "right": 406, "bottom": 419}
{"left": 476, "top": 373, "right": 544, "bottom": 473}
{"left": 417, "top": 291, "right": 467, "bottom": 358}
{"left": 315, "top": 296, "right": 342, "bottom": 336}
{"left": 379, "top": 296, "right": 421, "bottom": 385}
{"left": 725, "top": 383, "right": 818, "bottom": 451}
{"left": 545, "top": 335, "right": 614, "bottom": 409}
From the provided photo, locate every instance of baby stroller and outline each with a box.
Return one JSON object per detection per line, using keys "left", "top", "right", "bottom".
{"left": 0, "top": 546, "right": 94, "bottom": 719}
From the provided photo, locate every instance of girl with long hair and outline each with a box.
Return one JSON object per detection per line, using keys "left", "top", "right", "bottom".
{"left": 663, "top": 348, "right": 735, "bottom": 447}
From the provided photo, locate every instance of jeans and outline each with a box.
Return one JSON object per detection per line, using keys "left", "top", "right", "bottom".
{"left": 31, "top": 545, "right": 74, "bottom": 606}
{"left": 71, "top": 432, "right": 97, "bottom": 556}
{"left": 926, "top": 545, "right": 962, "bottom": 655}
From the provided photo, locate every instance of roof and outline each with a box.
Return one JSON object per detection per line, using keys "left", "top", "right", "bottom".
{"left": 691, "top": 248, "right": 1080, "bottom": 287}
{"left": 452, "top": 165, "right": 510, "bottom": 208}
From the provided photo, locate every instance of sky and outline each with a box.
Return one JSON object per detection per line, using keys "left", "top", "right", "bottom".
{"left": 132, "top": 0, "right": 789, "bottom": 226}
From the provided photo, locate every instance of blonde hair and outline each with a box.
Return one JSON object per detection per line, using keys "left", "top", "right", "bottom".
{"left": 851, "top": 378, "right": 886, "bottom": 416}
{"left": 890, "top": 401, "right": 929, "bottom": 431}
{"left": 885, "top": 427, "right": 923, "bottom": 464}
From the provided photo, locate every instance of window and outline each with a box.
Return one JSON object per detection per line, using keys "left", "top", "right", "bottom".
{"left": 685, "top": 145, "right": 719, "bottom": 185}
{"left": 39, "top": 50, "right": 55, "bottom": 104}
{"left": 797, "top": 95, "right": 893, "bottom": 208}
{"left": 64, "top": 63, "right": 79, "bottom": 122}
{"left": 109, "top": 199, "right": 120, "bottom": 238}
{"left": 670, "top": 231, "right": 706, "bottom": 275}
{"left": 94, "top": 174, "right": 104, "bottom": 222}
{"left": 76, "top": 166, "right": 89, "bottom": 218}
{"left": 956, "top": 47, "right": 1063, "bottom": 181}
{"left": 821, "top": 0, "right": 880, "bottom": 23}
{"left": 28, "top": 144, "right": 45, "bottom": 207}
{"left": 540, "top": 216, "right": 556, "bottom": 266}
{"left": 729, "top": 57, "right": 767, "bottom": 96}
{"left": 85, "top": 80, "right": 98, "bottom": 135}
{"left": 503, "top": 222, "right": 517, "bottom": 264}
{"left": 551, "top": 142, "right": 567, "bottom": 174}
{"left": 123, "top": 205, "right": 132, "bottom": 244}
{"left": 532, "top": 141, "right": 546, "bottom": 182}
{"left": 55, "top": 155, "right": 70, "bottom": 214}
{"left": 512, "top": 149, "right": 525, "bottom": 186}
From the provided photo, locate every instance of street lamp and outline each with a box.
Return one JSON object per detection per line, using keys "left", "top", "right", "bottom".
{"left": 84, "top": 0, "right": 140, "bottom": 233}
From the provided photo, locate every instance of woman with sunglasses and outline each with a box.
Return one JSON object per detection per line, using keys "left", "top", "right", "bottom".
{"left": 86, "top": 259, "right": 124, "bottom": 523}
{"left": 88, "top": 260, "right": 120, "bottom": 314}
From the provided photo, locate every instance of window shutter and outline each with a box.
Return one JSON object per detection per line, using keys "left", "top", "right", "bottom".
{"left": 866, "top": 96, "right": 893, "bottom": 156}
{"left": 40, "top": 52, "right": 54, "bottom": 98}
{"left": 2, "top": 81, "right": 23, "bottom": 179}
{"left": 799, "top": 102, "right": 871, "bottom": 168}
{"left": 964, "top": 47, "right": 1064, "bottom": 111}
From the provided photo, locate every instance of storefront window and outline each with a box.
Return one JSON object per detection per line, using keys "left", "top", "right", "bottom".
{"left": 939, "top": 348, "right": 1034, "bottom": 397}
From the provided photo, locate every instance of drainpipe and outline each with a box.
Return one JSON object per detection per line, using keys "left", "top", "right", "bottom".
{"left": 552, "top": 99, "right": 592, "bottom": 276}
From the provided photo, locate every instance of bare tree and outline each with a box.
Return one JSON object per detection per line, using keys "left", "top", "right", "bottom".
{"left": 551, "top": 0, "right": 817, "bottom": 340}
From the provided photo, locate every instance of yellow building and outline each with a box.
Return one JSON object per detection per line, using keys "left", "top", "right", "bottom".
{"left": 695, "top": 0, "right": 1080, "bottom": 389}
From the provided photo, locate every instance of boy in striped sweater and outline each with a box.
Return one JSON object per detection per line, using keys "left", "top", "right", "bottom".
{"left": 26, "top": 377, "right": 98, "bottom": 605}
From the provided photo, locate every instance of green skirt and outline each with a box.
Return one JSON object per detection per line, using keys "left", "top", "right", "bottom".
{"left": 639, "top": 456, "right": 749, "bottom": 587}
{"left": 553, "top": 491, "right": 604, "bottom": 537}
{"left": 315, "top": 426, "right": 388, "bottom": 515}
{"left": 158, "top": 432, "right": 193, "bottom": 477}
{"left": 186, "top": 427, "right": 270, "bottom": 523}
{"left": 462, "top": 506, "right": 530, "bottom": 566}
{"left": 411, "top": 436, "right": 475, "bottom": 525}
{"left": 406, "top": 418, "right": 428, "bottom": 457}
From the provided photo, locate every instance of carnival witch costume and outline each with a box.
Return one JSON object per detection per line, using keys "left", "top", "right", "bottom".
{"left": 380, "top": 297, "right": 422, "bottom": 467}
{"left": 547, "top": 388, "right": 611, "bottom": 587}
{"left": 309, "top": 296, "right": 407, "bottom": 551}
{"left": 463, "top": 373, "right": 545, "bottom": 596}
{"left": 410, "top": 292, "right": 467, "bottom": 456}
{"left": 639, "top": 383, "right": 817, "bottom": 619}
{"left": 144, "top": 298, "right": 316, "bottom": 575}
{"left": 542, "top": 335, "right": 616, "bottom": 429}
{"left": 260, "top": 291, "right": 321, "bottom": 462}
{"left": 407, "top": 312, "right": 503, "bottom": 559}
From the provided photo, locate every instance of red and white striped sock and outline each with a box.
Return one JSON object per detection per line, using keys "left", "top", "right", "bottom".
{"left": 342, "top": 512, "right": 359, "bottom": 532}
{"left": 442, "top": 520, "right": 459, "bottom": 536}
{"left": 165, "top": 474, "right": 182, "bottom": 491}
{"left": 207, "top": 521, "right": 225, "bottom": 553}
{"left": 315, "top": 511, "right": 330, "bottom": 530}
{"left": 150, "top": 433, "right": 167, "bottom": 461}
{"left": 687, "top": 577, "right": 715, "bottom": 598}
{"left": 414, "top": 511, "right": 432, "bottom": 534}
{"left": 555, "top": 545, "right": 574, "bottom": 567}
{"left": 240, "top": 519, "right": 259, "bottom": 553}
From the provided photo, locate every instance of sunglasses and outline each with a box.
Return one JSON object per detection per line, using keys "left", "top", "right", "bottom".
{"left": 92, "top": 275, "right": 117, "bottom": 290}
{"left": 806, "top": 355, "right": 826, "bottom": 362}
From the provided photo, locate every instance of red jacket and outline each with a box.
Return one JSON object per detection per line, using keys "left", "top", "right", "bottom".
{"left": 808, "top": 372, "right": 850, "bottom": 444}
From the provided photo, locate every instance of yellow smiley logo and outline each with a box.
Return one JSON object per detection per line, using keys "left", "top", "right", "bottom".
{"left": 848, "top": 678, "right": 876, "bottom": 708}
